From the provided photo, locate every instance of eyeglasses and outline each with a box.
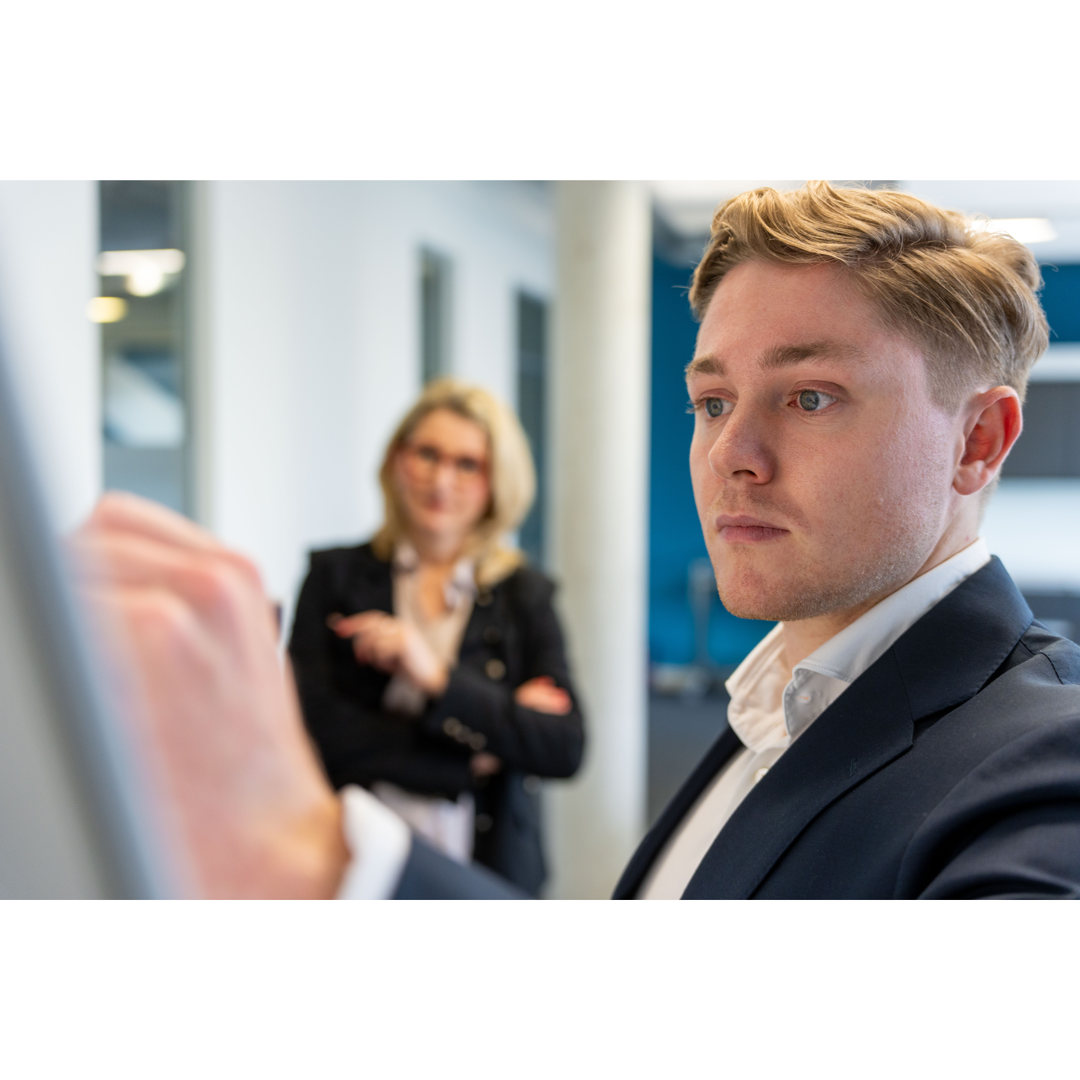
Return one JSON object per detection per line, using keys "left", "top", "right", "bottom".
{"left": 401, "top": 442, "right": 489, "bottom": 484}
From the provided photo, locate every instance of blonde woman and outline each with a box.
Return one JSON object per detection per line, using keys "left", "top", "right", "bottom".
{"left": 288, "top": 379, "right": 584, "bottom": 895}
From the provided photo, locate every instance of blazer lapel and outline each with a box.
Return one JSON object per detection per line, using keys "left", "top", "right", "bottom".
{"left": 893, "top": 556, "right": 1032, "bottom": 720}
{"left": 344, "top": 548, "right": 393, "bottom": 615}
{"left": 681, "top": 556, "right": 1034, "bottom": 899}
{"left": 612, "top": 724, "right": 743, "bottom": 898}
{"left": 681, "top": 650, "right": 914, "bottom": 898}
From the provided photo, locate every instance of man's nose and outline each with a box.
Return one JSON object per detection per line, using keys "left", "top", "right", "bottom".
{"left": 707, "top": 406, "right": 775, "bottom": 483}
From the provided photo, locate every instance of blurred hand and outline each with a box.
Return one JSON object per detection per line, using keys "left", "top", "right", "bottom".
{"left": 514, "top": 675, "right": 572, "bottom": 715}
{"left": 470, "top": 752, "right": 502, "bottom": 778}
{"left": 328, "top": 611, "right": 449, "bottom": 697}
{"left": 69, "top": 492, "right": 348, "bottom": 899}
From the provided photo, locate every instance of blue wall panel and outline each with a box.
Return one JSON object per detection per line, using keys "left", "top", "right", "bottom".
{"left": 1040, "top": 264, "right": 1080, "bottom": 341}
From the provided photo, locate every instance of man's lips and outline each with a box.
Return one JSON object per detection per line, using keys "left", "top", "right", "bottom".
{"left": 714, "top": 514, "right": 790, "bottom": 543}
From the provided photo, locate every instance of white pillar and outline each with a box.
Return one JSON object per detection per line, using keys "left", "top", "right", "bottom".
{"left": 545, "top": 181, "right": 651, "bottom": 899}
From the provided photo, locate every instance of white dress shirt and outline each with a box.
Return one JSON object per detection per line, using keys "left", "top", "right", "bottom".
{"left": 637, "top": 538, "right": 991, "bottom": 899}
{"left": 336, "top": 785, "right": 413, "bottom": 900}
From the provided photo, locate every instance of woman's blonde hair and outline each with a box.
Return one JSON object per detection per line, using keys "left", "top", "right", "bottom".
{"left": 372, "top": 378, "right": 536, "bottom": 588}
{"left": 689, "top": 181, "right": 1049, "bottom": 410}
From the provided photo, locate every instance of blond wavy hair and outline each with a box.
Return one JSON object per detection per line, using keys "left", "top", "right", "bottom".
{"left": 689, "top": 181, "right": 1049, "bottom": 409}
{"left": 372, "top": 379, "right": 536, "bottom": 588}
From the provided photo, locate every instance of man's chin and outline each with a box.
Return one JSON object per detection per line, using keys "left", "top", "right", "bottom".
{"left": 715, "top": 556, "right": 918, "bottom": 625}
{"left": 714, "top": 570, "right": 791, "bottom": 622}
{"left": 717, "top": 590, "right": 797, "bottom": 623}
{"left": 713, "top": 558, "right": 857, "bottom": 624}
{"left": 710, "top": 555, "right": 799, "bottom": 622}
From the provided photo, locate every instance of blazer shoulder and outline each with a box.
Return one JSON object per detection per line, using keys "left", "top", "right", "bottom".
{"left": 308, "top": 539, "right": 381, "bottom": 565}
{"left": 1019, "top": 622, "right": 1080, "bottom": 686}
{"left": 497, "top": 562, "right": 556, "bottom": 609}
{"left": 304, "top": 540, "right": 390, "bottom": 594}
{"left": 965, "top": 623, "right": 1080, "bottom": 741}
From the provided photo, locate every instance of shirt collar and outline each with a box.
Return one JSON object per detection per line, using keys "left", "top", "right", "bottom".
{"left": 725, "top": 538, "right": 991, "bottom": 754}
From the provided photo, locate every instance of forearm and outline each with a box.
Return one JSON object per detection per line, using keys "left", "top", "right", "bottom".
{"left": 422, "top": 666, "right": 585, "bottom": 776}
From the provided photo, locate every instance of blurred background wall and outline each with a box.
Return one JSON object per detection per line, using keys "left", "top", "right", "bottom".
{"left": 192, "top": 181, "right": 554, "bottom": 621}
{"left": 1, "top": 179, "right": 1078, "bottom": 897}
{"left": 0, "top": 182, "right": 98, "bottom": 531}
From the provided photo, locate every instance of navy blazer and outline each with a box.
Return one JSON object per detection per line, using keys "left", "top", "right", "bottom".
{"left": 615, "top": 556, "right": 1080, "bottom": 899}
{"left": 392, "top": 556, "right": 1080, "bottom": 899}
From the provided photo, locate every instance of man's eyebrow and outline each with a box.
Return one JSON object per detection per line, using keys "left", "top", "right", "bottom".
{"left": 685, "top": 341, "right": 862, "bottom": 378}
{"left": 759, "top": 341, "right": 862, "bottom": 369}
{"left": 684, "top": 354, "right": 725, "bottom": 378}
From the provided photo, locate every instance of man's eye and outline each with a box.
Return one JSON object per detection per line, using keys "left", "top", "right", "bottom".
{"left": 703, "top": 398, "right": 729, "bottom": 418}
{"left": 796, "top": 389, "right": 837, "bottom": 412}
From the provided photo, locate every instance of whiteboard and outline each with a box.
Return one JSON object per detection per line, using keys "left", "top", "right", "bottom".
{"left": 0, "top": 325, "right": 167, "bottom": 898}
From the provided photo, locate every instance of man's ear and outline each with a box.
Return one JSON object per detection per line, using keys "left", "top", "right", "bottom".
{"left": 953, "top": 386, "right": 1023, "bottom": 497}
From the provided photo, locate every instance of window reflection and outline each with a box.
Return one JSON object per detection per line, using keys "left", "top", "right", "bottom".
{"left": 97, "top": 181, "right": 190, "bottom": 515}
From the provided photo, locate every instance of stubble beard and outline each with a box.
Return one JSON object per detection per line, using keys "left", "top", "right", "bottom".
{"left": 707, "top": 490, "right": 945, "bottom": 625}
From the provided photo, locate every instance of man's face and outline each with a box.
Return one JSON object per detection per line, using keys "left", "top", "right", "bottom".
{"left": 688, "top": 260, "right": 962, "bottom": 624}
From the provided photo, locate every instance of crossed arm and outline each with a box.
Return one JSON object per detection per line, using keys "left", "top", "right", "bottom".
{"left": 323, "top": 607, "right": 572, "bottom": 781}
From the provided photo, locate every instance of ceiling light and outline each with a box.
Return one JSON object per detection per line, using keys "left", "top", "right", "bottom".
{"left": 980, "top": 218, "right": 1058, "bottom": 244}
{"left": 96, "top": 249, "right": 186, "bottom": 297}
{"left": 86, "top": 296, "right": 128, "bottom": 323}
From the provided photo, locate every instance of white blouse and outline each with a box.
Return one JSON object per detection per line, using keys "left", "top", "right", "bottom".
{"left": 370, "top": 542, "right": 479, "bottom": 864}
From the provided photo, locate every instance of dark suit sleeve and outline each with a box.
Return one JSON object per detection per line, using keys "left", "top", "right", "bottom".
{"left": 419, "top": 574, "right": 585, "bottom": 778}
{"left": 288, "top": 552, "right": 472, "bottom": 796}
{"left": 393, "top": 837, "right": 527, "bottom": 899}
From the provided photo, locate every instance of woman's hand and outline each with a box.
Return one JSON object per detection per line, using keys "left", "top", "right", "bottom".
{"left": 514, "top": 675, "right": 572, "bottom": 715}
{"left": 470, "top": 752, "right": 502, "bottom": 778}
{"left": 468, "top": 680, "right": 569, "bottom": 780}
{"left": 328, "top": 611, "right": 449, "bottom": 697}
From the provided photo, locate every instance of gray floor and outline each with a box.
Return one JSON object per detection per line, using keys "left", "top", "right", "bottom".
{"left": 647, "top": 691, "right": 729, "bottom": 827}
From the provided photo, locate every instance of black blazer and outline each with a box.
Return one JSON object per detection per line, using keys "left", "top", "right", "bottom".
{"left": 288, "top": 542, "right": 585, "bottom": 896}
{"left": 388, "top": 557, "right": 1080, "bottom": 899}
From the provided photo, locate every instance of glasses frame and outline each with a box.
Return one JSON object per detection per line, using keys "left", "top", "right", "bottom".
{"left": 400, "top": 441, "right": 490, "bottom": 486}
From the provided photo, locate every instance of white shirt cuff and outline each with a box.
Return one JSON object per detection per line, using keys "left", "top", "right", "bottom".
{"left": 336, "top": 785, "right": 412, "bottom": 900}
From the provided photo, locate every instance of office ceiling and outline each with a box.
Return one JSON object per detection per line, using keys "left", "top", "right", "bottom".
{"left": 651, "top": 181, "right": 1080, "bottom": 264}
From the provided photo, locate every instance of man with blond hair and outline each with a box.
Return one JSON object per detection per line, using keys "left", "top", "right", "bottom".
{"left": 77, "top": 182, "right": 1080, "bottom": 898}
